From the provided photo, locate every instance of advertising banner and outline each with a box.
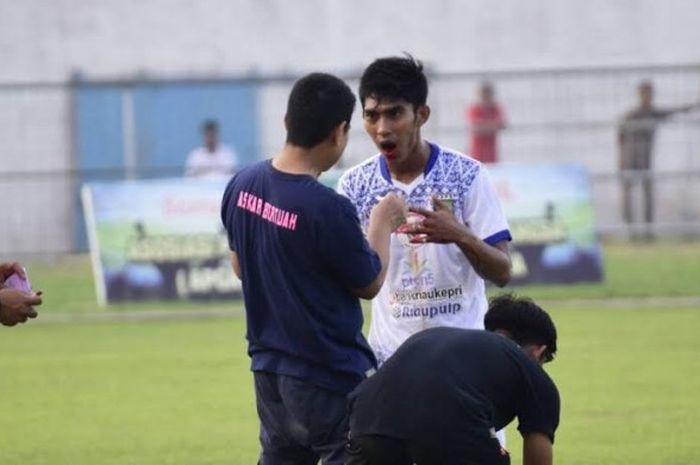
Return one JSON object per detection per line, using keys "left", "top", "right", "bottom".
{"left": 83, "top": 163, "right": 603, "bottom": 305}
{"left": 82, "top": 178, "right": 238, "bottom": 305}
{"left": 488, "top": 163, "right": 604, "bottom": 285}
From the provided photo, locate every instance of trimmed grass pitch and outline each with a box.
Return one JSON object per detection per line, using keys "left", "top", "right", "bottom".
{"left": 1, "top": 240, "right": 699, "bottom": 464}
{"left": 1, "top": 306, "right": 699, "bottom": 464}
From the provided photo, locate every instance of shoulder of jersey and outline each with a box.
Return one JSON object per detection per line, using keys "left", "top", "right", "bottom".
{"left": 432, "top": 145, "right": 482, "bottom": 174}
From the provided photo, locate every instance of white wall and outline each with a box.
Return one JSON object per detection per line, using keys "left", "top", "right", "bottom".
{"left": 2, "top": 0, "right": 700, "bottom": 81}
{"left": 1, "top": 0, "right": 699, "bottom": 252}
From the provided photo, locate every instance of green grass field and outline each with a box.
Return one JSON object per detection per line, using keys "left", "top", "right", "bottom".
{"left": 1, "top": 241, "right": 699, "bottom": 464}
{"left": 2, "top": 308, "right": 699, "bottom": 465}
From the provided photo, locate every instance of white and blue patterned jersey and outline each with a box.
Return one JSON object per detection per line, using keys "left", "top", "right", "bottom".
{"left": 338, "top": 143, "right": 511, "bottom": 365}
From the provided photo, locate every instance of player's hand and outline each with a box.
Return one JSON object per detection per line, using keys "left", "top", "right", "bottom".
{"left": 370, "top": 192, "right": 408, "bottom": 231}
{"left": 0, "top": 262, "right": 26, "bottom": 284}
{"left": 406, "top": 196, "right": 472, "bottom": 244}
{"left": 0, "top": 288, "right": 42, "bottom": 326}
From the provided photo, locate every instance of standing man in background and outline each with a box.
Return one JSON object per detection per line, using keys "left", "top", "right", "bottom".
{"left": 221, "top": 73, "right": 406, "bottom": 465}
{"left": 467, "top": 81, "right": 507, "bottom": 164}
{"left": 618, "top": 80, "right": 698, "bottom": 238}
{"left": 185, "top": 119, "right": 238, "bottom": 178}
{"left": 338, "top": 55, "right": 512, "bottom": 367}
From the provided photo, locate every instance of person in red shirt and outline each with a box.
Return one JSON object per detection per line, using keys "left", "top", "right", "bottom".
{"left": 467, "top": 81, "right": 507, "bottom": 164}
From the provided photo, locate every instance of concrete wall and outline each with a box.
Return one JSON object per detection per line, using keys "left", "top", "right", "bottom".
{"left": 1, "top": 0, "right": 699, "bottom": 253}
{"left": 2, "top": 0, "right": 700, "bottom": 81}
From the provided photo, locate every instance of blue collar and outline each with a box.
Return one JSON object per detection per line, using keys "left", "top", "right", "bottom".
{"left": 379, "top": 142, "right": 439, "bottom": 184}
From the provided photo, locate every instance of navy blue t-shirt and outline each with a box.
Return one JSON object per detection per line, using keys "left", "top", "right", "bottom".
{"left": 221, "top": 160, "right": 380, "bottom": 394}
{"left": 350, "top": 327, "right": 560, "bottom": 460}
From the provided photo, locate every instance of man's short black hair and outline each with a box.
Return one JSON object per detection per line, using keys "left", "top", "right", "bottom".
{"left": 359, "top": 54, "right": 428, "bottom": 109}
{"left": 285, "top": 73, "right": 355, "bottom": 148}
{"left": 480, "top": 80, "right": 494, "bottom": 92}
{"left": 639, "top": 79, "right": 653, "bottom": 91}
{"left": 202, "top": 119, "right": 218, "bottom": 132}
{"left": 485, "top": 294, "right": 558, "bottom": 363}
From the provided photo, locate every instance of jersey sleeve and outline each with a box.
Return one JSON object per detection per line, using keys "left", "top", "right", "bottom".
{"left": 317, "top": 195, "right": 381, "bottom": 290}
{"left": 517, "top": 368, "right": 561, "bottom": 443}
{"left": 462, "top": 166, "right": 512, "bottom": 245}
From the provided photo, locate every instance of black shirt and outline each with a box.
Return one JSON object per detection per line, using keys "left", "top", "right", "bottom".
{"left": 221, "top": 160, "right": 380, "bottom": 394}
{"left": 349, "top": 327, "right": 560, "bottom": 457}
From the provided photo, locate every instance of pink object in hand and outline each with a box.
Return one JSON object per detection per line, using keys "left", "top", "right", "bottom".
{"left": 5, "top": 272, "right": 31, "bottom": 292}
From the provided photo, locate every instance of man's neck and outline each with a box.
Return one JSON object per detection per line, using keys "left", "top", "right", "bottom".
{"left": 389, "top": 140, "right": 431, "bottom": 185}
{"left": 272, "top": 145, "right": 323, "bottom": 178}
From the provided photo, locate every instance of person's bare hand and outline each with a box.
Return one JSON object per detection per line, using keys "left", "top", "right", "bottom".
{"left": 0, "top": 288, "right": 42, "bottom": 326}
{"left": 0, "top": 262, "right": 26, "bottom": 283}
{"left": 406, "top": 196, "right": 472, "bottom": 244}
{"left": 370, "top": 193, "right": 408, "bottom": 231}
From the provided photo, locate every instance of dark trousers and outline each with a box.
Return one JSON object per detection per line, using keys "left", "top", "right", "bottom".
{"left": 345, "top": 434, "right": 510, "bottom": 465}
{"left": 254, "top": 371, "right": 350, "bottom": 465}
{"left": 622, "top": 172, "right": 654, "bottom": 225}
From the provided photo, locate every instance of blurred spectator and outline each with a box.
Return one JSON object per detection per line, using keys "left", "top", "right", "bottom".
{"left": 184, "top": 120, "right": 238, "bottom": 178}
{"left": 617, "top": 81, "right": 699, "bottom": 236}
{"left": 0, "top": 262, "right": 41, "bottom": 326}
{"left": 466, "top": 81, "right": 507, "bottom": 164}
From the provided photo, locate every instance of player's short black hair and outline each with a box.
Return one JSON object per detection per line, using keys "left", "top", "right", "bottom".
{"left": 285, "top": 73, "right": 355, "bottom": 148}
{"left": 359, "top": 54, "right": 428, "bottom": 109}
{"left": 485, "top": 294, "right": 558, "bottom": 363}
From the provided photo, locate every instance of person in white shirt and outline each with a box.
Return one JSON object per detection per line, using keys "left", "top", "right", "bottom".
{"left": 184, "top": 119, "right": 238, "bottom": 178}
{"left": 338, "top": 55, "right": 513, "bottom": 366}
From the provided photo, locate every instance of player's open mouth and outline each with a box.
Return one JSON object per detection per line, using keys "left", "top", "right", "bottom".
{"left": 379, "top": 141, "right": 398, "bottom": 159}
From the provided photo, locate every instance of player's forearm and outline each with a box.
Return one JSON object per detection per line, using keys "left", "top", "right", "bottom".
{"left": 359, "top": 221, "right": 394, "bottom": 299}
{"left": 456, "top": 233, "right": 511, "bottom": 287}
{"left": 354, "top": 193, "right": 406, "bottom": 299}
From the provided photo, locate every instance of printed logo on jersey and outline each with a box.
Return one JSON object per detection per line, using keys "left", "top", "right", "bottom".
{"left": 399, "top": 247, "right": 434, "bottom": 288}
{"left": 389, "top": 246, "right": 464, "bottom": 320}
{"left": 435, "top": 195, "right": 455, "bottom": 213}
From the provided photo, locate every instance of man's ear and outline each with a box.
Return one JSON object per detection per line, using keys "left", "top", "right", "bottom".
{"left": 329, "top": 121, "right": 348, "bottom": 147}
{"left": 416, "top": 105, "right": 431, "bottom": 127}
{"left": 527, "top": 344, "right": 548, "bottom": 364}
